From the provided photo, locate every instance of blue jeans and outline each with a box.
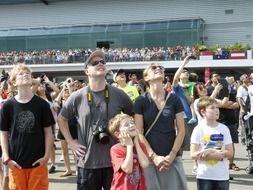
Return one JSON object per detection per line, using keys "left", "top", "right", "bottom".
{"left": 197, "top": 179, "right": 229, "bottom": 190}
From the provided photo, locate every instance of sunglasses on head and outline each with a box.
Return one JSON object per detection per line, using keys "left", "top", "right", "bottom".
{"left": 89, "top": 60, "right": 106, "bottom": 67}
{"left": 150, "top": 65, "right": 165, "bottom": 71}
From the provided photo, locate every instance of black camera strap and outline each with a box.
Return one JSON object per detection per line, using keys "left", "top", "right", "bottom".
{"left": 86, "top": 84, "right": 109, "bottom": 117}
{"left": 79, "top": 85, "right": 110, "bottom": 164}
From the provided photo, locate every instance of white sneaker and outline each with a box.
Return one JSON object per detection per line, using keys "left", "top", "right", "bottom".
{"left": 59, "top": 156, "right": 64, "bottom": 161}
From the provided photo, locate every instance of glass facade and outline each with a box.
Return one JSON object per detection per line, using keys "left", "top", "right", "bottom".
{"left": 0, "top": 19, "right": 204, "bottom": 51}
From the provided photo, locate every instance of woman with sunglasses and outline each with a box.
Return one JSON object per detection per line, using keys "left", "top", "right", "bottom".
{"left": 133, "top": 63, "right": 188, "bottom": 190}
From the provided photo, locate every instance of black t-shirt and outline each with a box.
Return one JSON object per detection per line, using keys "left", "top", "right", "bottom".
{"left": 133, "top": 92, "right": 184, "bottom": 156}
{"left": 207, "top": 85, "right": 215, "bottom": 96}
{"left": 0, "top": 95, "right": 55, "bottom": 168}
{"left": 207, "top": 84, "right": 236, "bottom": 125}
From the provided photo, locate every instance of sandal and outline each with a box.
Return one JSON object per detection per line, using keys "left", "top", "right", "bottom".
{"left": 229, "top": 163, "right": 240, "bottom": 171}
{"left": 60, "top": 172, "right": 72, "bottom": 177}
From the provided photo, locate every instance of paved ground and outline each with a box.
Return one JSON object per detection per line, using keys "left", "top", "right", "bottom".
{"left": 49, "top": 140, "right": 253, "bottom": 190}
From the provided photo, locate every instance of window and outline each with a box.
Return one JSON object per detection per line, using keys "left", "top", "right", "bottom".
{"left": 70, "top": 26, "right": 91, "bottom": 34}
{"left": 169, "top": 20, "right": 192, "bottom": 29}
{"left": 50, "top": 27, "right": 70, "bottom": 35}
{"left": 122, "top": 23, "right": 144, "bottom": 31}
{"left": 92, "top": 25, "right": 106, "bottom": 33}
{"left": 28, "top": 28, "right": 49, "bottom": 36}
{"left": 107, "top": 25, "right": 121, "bottom": 32}
{"left": 225, "top": 9, "right": 234, "bottom": 14}
{"left": 145, "top": 22, "right": 168, "bottom": 31}
{"left": 8, "top": 29, "right": 27, "bottom": 37}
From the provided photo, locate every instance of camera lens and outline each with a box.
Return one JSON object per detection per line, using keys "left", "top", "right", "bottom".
{"left": 99, "top": 133, "right": 110, "bottom": 144}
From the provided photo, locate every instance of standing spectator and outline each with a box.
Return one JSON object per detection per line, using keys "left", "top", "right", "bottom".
{"left": 248, "top": 73, "right": 253, "bottom": 115}
{"left": 113, "top": 69, "right": 139, "bottom": 102}
{"left": 163, "top": 76, "right": 172, "bottom": 93}
{"left": 55, "top": 82, "right": 78, "bottom": 177}
{"left": 172, "top": 56, "right": 196, "bottom": 152}
{"left": 0, "top": 72, "right": 15, "bottom": 190}
{"left": 133, "top": 63, "right": 187, "bottom": 190}
{"left": 236, "top": 74, "right": 250, "bottom": 145}
{"left": 33, "top": 74, "right": 60, "bottom": 174}
{"left": 0, "top": 64, "right": 55, "bottom": 190}
{"left": 0, "top": 81, "right": 8, "bottom": 190}
{"left": 191, "top": 97, "right": 233, "bottom": 190}
{"left": 108, "top": 114, "right": 149, "bottom": 190}
{"left": 127, "top": 73, "right": 138, "bottom": 86}
{"left": 57, "top": 50, "right": 133, "bottom": 190}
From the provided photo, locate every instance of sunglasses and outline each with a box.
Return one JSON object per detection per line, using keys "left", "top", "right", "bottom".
{"left": 150, "top": 65, "right": 165, "bottom": 71}
{"left": 89, "top": 60, "right": 106, "bottom": 67}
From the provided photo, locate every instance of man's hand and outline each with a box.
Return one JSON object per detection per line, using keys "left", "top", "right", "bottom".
{"left": 68, "top": 140, "right": 86, "bottom": 158}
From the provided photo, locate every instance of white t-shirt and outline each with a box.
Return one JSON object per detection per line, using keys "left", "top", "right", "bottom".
{"left": 248, "top": 85, "right": 253, "bottom": 114}
{"left": 236, "top": 85, "right": 248, "bottom": 103}
{"left": 191, "top": 121, "right": 232, "bottom": 180}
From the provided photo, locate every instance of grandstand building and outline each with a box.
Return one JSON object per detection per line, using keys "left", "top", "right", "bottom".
{"left": 0, "top": 0, "right": 253, "bottom": 80}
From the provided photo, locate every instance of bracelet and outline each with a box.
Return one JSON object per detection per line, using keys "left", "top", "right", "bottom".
{"left": 3, "top": 158, "right": 11, "bottom": 165}
{"left": 148, "top": 152, "right": 156, "bottom": 160}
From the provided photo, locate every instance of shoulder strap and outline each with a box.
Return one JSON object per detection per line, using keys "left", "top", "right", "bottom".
{"left": 242, "top": 85, "right": 248, "bottom": 92}
{"left": 145, "top": 92, "right": 171, "bottom": 137}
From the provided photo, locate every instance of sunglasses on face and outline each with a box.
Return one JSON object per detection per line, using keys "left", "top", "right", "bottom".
{"left": 150, "top": 65, "right": 165, "bottom": 71}
{"left": 89, "top": 60, "right": 106, "bottom": 67}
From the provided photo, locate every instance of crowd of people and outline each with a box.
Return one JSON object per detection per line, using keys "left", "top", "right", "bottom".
{"left": 0, "top": 49, "right": 252, "bottom": 190}
{"left": 0, "top": 46, "right": 193, "bottom": 65}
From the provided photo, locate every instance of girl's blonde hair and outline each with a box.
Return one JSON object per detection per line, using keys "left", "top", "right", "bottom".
{"left": 108, "top": 114, "right": 132, "bottom": 137}
{"left": 9, "top": 64, "right": 32, "bottom": 82}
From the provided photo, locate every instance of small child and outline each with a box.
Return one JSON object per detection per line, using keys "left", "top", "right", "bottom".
{"left": 190, "top": 97, "right": 233, "bottom": 190}
{"left": 108, "top": 114, "right": 149, "bottom": 190}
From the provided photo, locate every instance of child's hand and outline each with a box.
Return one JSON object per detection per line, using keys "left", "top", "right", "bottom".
{"left": 133, "top": 135, "right": 139, "bottom": 145}
{"left": 198, "top": 149, "right": 215, "bottom": 159}
{"left": 120, "top": 132, "right": 133, "bottom": 147}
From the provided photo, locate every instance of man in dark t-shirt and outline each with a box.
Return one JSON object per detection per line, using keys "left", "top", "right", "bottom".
{"left": 58, "top": 50, "right": 133, "bottom": 190}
